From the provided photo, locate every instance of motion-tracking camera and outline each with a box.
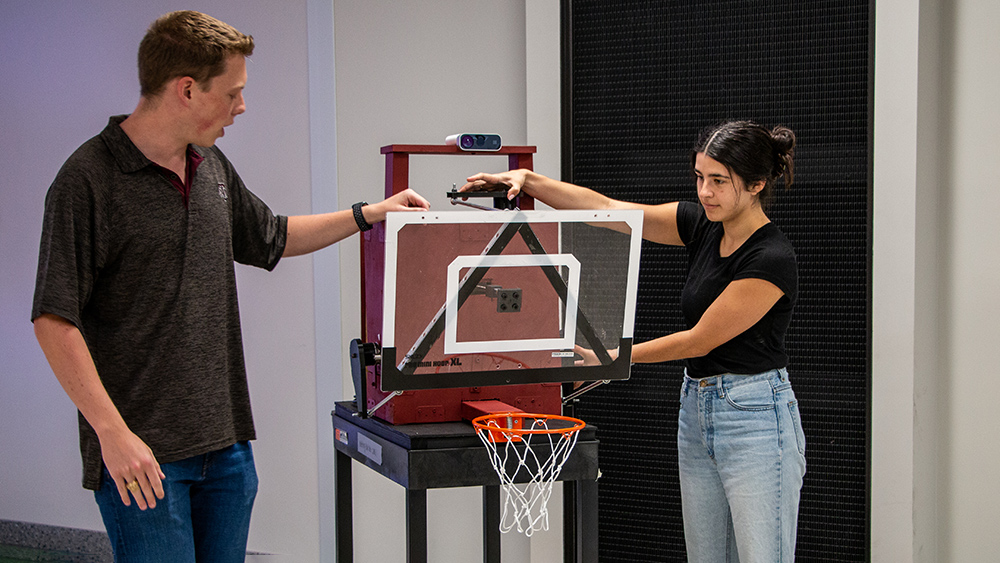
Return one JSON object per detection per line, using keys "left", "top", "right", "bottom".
{"left": 445, "top": 133, "right": 502, "bottom": 151}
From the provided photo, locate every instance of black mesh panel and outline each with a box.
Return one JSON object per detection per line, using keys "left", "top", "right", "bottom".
{"left": 562, "top": 1, "right": 871, "bottom": 561}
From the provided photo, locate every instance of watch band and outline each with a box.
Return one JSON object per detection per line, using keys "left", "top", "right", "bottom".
{"left": 352, "top": 201, "right": 373, "bottom": 232}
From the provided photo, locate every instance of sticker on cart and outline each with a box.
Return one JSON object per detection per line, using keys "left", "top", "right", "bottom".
{"left": 335, "top": 428, "right": 349, "bottom": 446}
{"left": 357, "top": 433, "right": 382, "bottom": 465}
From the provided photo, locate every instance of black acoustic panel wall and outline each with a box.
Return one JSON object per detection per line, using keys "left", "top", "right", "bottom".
{"left": 562, "top": 1, "right": 871, "bottom": 561}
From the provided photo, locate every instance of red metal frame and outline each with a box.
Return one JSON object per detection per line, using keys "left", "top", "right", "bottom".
{"left": 359, "top": 144, "right": 562, "bottom": 424}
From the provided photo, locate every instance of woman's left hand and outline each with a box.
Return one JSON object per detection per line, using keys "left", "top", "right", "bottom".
{"left": 574, "top": 344, "right": 619, "bottom": 366}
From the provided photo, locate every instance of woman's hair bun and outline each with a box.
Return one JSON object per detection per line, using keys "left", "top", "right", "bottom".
{"left": 771, "top": 125, "right": 796, "bottom": 187}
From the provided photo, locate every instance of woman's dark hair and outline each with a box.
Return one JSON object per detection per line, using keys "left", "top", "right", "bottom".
{"left": 691, "top": 121, "right": 796, "bottom": 209}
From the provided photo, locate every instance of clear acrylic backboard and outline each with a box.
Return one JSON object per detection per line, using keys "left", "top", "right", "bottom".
{"left": 380, "top": 209, "right": 643, "bottom": 391}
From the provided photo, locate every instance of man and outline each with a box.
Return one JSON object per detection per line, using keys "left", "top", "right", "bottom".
{"left": 31, "top": 11, "right": 429, "bottom": 562}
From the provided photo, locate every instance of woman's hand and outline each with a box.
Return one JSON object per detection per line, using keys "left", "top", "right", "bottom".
{"left": 573, "top": 344, "right": 619, "bottom": 366}
{"left": 460, "top": 170, "right": 531, "bottom": 201}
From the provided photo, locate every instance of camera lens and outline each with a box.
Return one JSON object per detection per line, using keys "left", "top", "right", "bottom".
{"left": 475, "top": 135, "right": 486, "bottom": 147}
{"left": 460, "top": 135, "right": 474, "bottom": 149}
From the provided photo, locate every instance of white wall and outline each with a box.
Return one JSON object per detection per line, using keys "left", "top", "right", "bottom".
{"left": 872, "top": 0, "right": 919, "bottom": 559}
{"left": 329, "top": 1, "right": 560, "bottom": 561}
{"left": 0, "top": 1, "right": 320, "bottom": 561}
{"left": 874, "top": 0, "right": 1000, "bottom": 561}
{"left": 924, "top": 0, "right": 1000, "bottom": 559}
{"left": 913, "top": 0, "right": 946, "bottom": 560}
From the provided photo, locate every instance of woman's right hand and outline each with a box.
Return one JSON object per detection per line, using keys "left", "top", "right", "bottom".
{"left": 460, "top": 169, "right": 531, "bottom": 201}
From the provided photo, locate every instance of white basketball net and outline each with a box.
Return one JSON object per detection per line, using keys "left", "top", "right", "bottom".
{"left": 475, "top": 415, "right": 583, "bottom": 537}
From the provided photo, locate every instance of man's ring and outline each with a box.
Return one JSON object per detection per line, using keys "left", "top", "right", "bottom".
{"left": 126, "top": 480, "right": 140, "bottom": 493}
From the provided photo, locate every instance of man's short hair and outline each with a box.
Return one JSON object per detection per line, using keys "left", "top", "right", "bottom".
{"left": 138, "top": 11, "right": 254, "bottom": 97}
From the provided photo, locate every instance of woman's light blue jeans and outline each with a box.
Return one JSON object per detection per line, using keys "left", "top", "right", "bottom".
{"left": 678, "top": 368, "right": 806, "bottom": 562}
{"left": 94, "top": 441, "right": 258, "bottom": 563}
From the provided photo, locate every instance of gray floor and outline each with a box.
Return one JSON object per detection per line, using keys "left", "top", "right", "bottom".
{"left": 0, "top": 520, "right": 280, "bottom": 562}
{"left": 0, "top": 520, "right": 110, "bottom": 562}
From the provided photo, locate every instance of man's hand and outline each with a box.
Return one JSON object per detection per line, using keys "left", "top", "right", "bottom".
{"left": 33, "top": 313, "right": 165, "bottom": 509}
{"left": 100, "top": 429, "right": 165, "bottom": 510}
{"left": 363, "top": 188, "right": 430, "bottom": 224}
{"left": 284, "top": 188, "right": 429, "bottom": 257}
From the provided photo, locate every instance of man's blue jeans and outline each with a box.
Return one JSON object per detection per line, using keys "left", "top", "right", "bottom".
{"left": 94, "top": 441, "right": 258, "bottom": 563}
{"left": 678, "top": 368, "right": 806, "bottom": 562}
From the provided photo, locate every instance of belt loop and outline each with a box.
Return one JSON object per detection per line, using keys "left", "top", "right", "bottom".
{"left": 716, "top": 375, "right": 724, "bottom": 398}
{"left": 772, "top": 368, "right": 783, "bottom": 386}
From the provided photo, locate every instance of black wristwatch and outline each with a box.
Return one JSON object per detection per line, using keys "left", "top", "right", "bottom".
{"left": 352, "top": 201, "right": 373, "bottom": 232}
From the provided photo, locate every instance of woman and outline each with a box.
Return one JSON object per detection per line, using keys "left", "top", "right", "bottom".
{"left": 461, "top": 120, "right": 806, "bottom": 562}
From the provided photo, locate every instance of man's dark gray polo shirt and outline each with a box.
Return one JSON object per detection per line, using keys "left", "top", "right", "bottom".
{"left": 32, "top": 115, "right": 288, "bottom": 490}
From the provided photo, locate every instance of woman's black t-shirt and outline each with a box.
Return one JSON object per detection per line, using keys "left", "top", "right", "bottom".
{"left": 674, "top": 201, "right": 797, "bottom": 378}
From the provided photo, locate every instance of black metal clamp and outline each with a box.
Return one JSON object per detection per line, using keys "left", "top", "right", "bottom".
{"left": 349, "top": 339, "right": 380, "bottom": 418}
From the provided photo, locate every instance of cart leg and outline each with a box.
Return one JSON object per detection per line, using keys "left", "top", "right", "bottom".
{"left": 335, "top": 450, "right": 353, "bottom": 562}
{"left": 484, "top": 485, "right": 501, "bottom": 562}
{"left": 406, "top": 489, "right": 427, "bottom": 563}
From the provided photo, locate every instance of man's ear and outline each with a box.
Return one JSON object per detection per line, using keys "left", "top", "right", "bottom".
{"left": 174, "top": 76, "right": 196, "bottom": 104}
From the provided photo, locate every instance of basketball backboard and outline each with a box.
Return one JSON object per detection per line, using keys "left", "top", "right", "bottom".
{"left": 380, "top": 209, "right": 643, "bottom": 391}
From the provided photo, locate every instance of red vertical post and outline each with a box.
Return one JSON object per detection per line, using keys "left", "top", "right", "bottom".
{"left": 509, "top": 153, "right": 535, "bottom": 209}
{"left": 361, "top": 153, "right": 408, "bottom": 342}
{"left": 362, "top": 144, "right": 540, "bottom": 423}
{"left": 386, "top": 152, "right": 410, "bottom": 197}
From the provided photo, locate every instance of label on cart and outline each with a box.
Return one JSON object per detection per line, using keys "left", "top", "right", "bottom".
{"left": 335, "top": 428, "right": 349, "bottom": 446}
{"left": 357, "top": 433, "right": 382, "bottom": 465}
